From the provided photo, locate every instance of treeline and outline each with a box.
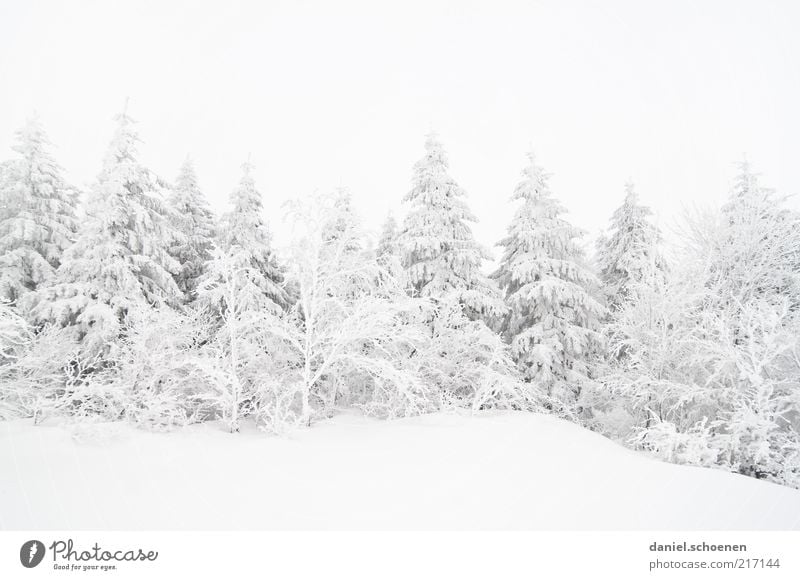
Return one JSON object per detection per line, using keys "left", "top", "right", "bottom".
{"left": 0, "top": 112, "right": 798, "bottom": 489}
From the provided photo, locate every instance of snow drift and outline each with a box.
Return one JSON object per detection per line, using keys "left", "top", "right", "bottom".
{"left": 2, "top": 411, "right": 798, "bottom": 530}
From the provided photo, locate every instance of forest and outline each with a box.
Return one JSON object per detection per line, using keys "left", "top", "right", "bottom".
{"left": 1, "top": 111, "right": 798, "bottom": 490}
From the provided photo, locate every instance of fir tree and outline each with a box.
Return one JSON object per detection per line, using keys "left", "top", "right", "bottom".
{"left": 28, "top": 110, "right": 182, "bottom": 356}
{"left": 376, "top": 212, "right": 399, "bottom": 259}
{"left": 596, "top": 181, "right": 667, "bottom": 311}
{"left": 373, "top": 211, "right": 405, "bottom": 284}
{"left": 710, "top": 159, "right": 800, "bottom": 309}
{"left": 321, "top": 188, "right": 362, "bottom": 254}
{"left": 0, "top": 117, "right": 78, "bottom": 303}
{"left": 493, "top": 152, "right": 604, "bottom": 402}
{"left": 167, "top": 157, "right": 216, "bottom": 301}
{"left": 216, "top": 160, "right": 289, "bottom": 313}
{"left": 399, "top": 133, "right": 504, "bottom": 319}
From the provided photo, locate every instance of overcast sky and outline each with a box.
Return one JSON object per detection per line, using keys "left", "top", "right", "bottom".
{"left": 1, "top": 0, "right": 798, "bottom": 257}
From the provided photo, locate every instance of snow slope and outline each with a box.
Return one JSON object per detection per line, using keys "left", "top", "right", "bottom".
{"left": 1, "top": 411, "right": 799, "bottom": 530}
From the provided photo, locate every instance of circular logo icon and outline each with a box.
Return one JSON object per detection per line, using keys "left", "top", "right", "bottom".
{"left": 20, "top": 540, "right": 46, "bottom": 568}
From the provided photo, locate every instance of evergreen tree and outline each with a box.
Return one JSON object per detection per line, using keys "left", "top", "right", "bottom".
{"left": 28, "top": 110, "right": 182, "bottom": 356}
{"left": 596, "top": 182, "right": 667, "bottom": 311}
{"left": 709, "top": 159, "right": 800, "bottom": 310}
{"left": 0, "top": 117, "right": 78, "bottom": 303}
{"left": 321, "top": 188, "right": 362, "bottom": 254}
{"left": 216, "top": 161, "right": 289, "bottom": 313}
{"left": 399, "top": 133, "right": 504, "bottom": 319}
{"left": 492, "top": 152, "right": 604, "bottom": 402}
{"left": 376, "top": 212, "right": 399, "bottom": 259}
{"left": 167, "top": 157, "right": 216, "bottom": 301}
{"left": 596, "top": 162, "right": 800, "bottom": 488}
{"left": 374, "top": 211, "right": 405, "bottom": 284}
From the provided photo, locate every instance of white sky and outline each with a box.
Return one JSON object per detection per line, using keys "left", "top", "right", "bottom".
{"left": 1, "top": 0, "right": 798, "bottom": 258}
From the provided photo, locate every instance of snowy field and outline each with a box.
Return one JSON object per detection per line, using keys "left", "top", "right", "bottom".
{"left": 2, "top": 411, "right": 799, "bottom": 530}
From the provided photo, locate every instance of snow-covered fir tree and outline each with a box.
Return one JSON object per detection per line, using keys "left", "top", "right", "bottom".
{"left": 707, "top": 159, "right": 800, "bottom": 311}
{"left": 0, "top": 160, "right": 10, "bottom": 192}
{"left": 167, "top": 157, "right": 216, "bottom": 301}
{"left": 28, "top": 110, "right": 182, "bottom": 356}
{"left": 216, "top": 160, "right": 289, "bottom": 313}
{"left": 592, "top": 161, "right": 800, "bottom": 488}
{"left": 399, "top": 133, "right": 504, "bottom": 319}
{"left": 0, "top": 117, "right": 78, "bottom": 304}
{"left": 376, "top": 212, "right": 399, "bottom": 259}
{"left": 492, "top": 152, "right": 604, "bottom": 403}
{"left": 374, "top": 211, "right": 405, "bottom": 282}
{"left": 321, "top": 188, "right": 362, "bottom": 253}
{"left": 698, "top": 161, "right": 800, "bottom": 485}
{"left": 596, "top": 181, "right": 667, "bottom": 311}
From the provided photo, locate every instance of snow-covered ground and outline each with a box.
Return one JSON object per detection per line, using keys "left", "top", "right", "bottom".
{"left": 2, "top": 411, "right": 799, "bottom": 530}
